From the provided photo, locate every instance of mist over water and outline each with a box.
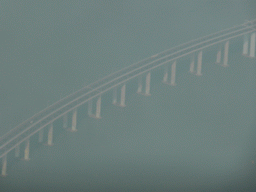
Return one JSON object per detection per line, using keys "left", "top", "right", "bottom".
{"left": 1, "top": 1, "right": 256, "bottom": 191}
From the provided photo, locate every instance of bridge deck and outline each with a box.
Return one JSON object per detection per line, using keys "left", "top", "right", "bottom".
{"left": 1, "top": 19, "right": 256, "bottom": 159}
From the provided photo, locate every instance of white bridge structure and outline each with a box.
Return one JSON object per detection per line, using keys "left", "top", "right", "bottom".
{"left": 1, "top": 19, "right": 256, "bottom": 176}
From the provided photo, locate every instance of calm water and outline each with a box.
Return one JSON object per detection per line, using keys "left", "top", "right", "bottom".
{"left": 1, "top": 1, "right": 256, "bottom": 191}
{"left": 1, "top": 51, "right": 256, "bottom": 191}
{"left": 0, "top": 0, "right": 252, "bottom": 134}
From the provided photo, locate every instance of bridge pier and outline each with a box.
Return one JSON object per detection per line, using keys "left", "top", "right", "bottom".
{"left": 163, "top": 61, "right": 176, "bottom": 86}
{"left": 137, "top": 75, "right": 143, "bottom": 93}
{"left": 71, "top": 108, "right": 77, "bottom": 132}
{"left": 38, "top": 128, "right": 44, "bottom": 143}
{"left": 243, "top": 34, "right": 249, "bottom": 56}
{"left": 112, "top": 87, "right": 117, "bottom": 105}
{"left": 47, "top": 123, "right": 54, "bottom": 145}
{"left": 162, "top": 65, "right": 168, "bottom": 83}
{"left": 216, "top": 45, "right": 221, "bottom": 64}
{"left": 137, "top": 72, "right": 151, "bottom": 96}
{"left": 15, "top": 144, "right": 20, "bottom": 158}
{"left": 170, "top": 61, "right": 177, "bottom": 86}
{"left": 95, "top": 95, "right": 102, "bottom": 118}
{"left": 223, "top": 41, "right": 229, "bottom": 67}
{"left": 88, "top": 96, "right": 102, "bottom": 119}
{"left": 1, "top": 155, "right": 7, "bottom": 176}
{"left": 113, "top": 84, "right": 126, "bottom": 107}
{"left": 88, "top": 99, "right": 93, "bottom": 116}
{"left": 189, "top": 54, "right": 195, "bottom": 74}
{"left": 250, "top": 32, "right": 255, "bottom": 58}
{"left": 63, "top": 113, "right": 68, "bottom": 129}
{"left": 145, "top": 72, "right": 151, "bottom": 96}
{"left": 120, "top": 84, "right": 126, "bottom": 107}
{"left": 215, "top": 41, "right": 229, "bottom": 67}
{"left": 196, "top": 50, "right": 203, "bottom": 76}
{"left": 24, "top": 139, "right": 30, "bottom": 161}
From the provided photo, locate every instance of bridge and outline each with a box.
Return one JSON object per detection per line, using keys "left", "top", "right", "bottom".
{"left": 1, "top": 19, "right": 256, "bottom": 176}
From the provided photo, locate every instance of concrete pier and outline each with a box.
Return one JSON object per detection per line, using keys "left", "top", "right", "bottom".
{"left": 223, "top": 41, "right": 229, "bottom": 67}
{"left": 95, "top": 95, "right": 101, "bottom": 119}
{"left": 71, "top": 108, "right": 77, "bottom": 132}
{"left": 162, "top": 65, "right": 168, "bottom": 83}
{"left": 196, "top": 50, "right": 203, "bottom": 76}
{"left": 15, "top": 145, "right": 20, "bottom": 158}
{"left": 189, "top": 54, "right": 195, "bottom": 74}
{"left": 88, "top": 99, "right": 92, "bottom": 116}
{"left": 137, "top": 72, "right": 151, "bottom": 95}
{"left": 1, "top": 155, "right": 7, "bottom": 176}
{"left": 112, "top": 87, "right": 117, "bottom": 105}
{"left": 145, "top": 72, "right": 151, "bottom": 96}
{"left": 38, "top": 128, "right": 44, "bottom": 143}
{"left": 63, "top": 113, "right": 68, "bottom": 129}
{"left": 243, "top": 34, "right": 249, "bottom": 56}
{"left": 137, "top": 75, "right": 143, "bottom": 93}
{"left": 250, "top": 32, "right": 255, "bottom": 58}
{"left": 24, "top": 139, "right": 30, "bottom": 161}
{"left": 170, "top": 61, "right": 177, "bottom": 86}
{"left": 120, "top": 84, "right": 126, "bottom": 107}
{"left": 216, "top": 46, "right": 221, "bottom": 64}
{"left": 47, "top": 123, "right": 54, "bottom": 145}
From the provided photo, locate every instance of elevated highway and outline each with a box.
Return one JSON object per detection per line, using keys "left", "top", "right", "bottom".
{"left": 1, "top": 19, "right": 256, "bottom": 176}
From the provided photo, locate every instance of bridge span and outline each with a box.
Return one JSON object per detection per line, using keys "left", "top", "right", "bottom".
{"left": 1, "top": 19, "right": 256, "bottom": 176}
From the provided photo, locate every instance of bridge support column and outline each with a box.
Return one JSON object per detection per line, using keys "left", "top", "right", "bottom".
{"left": 216, "top": 46, "right": 221, "bottom": 64}
{"left": 88, "top": 99, "right": 92, "bottom": 116}
{"left": 47, "top": 123, "right": 54, "bottom": 145}
{"left": 1, "top": 155, "right": 7, "bottom": 176}
{"left": 196, "top": 50, "right": 203, "bottom": 76}
{"left": 95, "top": 95, "right": 101, "bottom": 119}
{"left": 38, "top": 128, "right": 44, "bottom": 143}
{"left": 243, "top": 34, "right": 249, "bottom": 56}
{"left": 223, "top": 41, "right": 229, "bottom": 67}
{"left": 189, "top": 54, "right": 195, "bottom": 73}
{"left": 137, "top": 76, "right": 142, "bottom": 93}
{"left": 170, "top": 61, "right": 177, "bottom": 86}
{"left": 24, "top": 139, "right": 30, "bottom": 161}
{"left": 145, "top": 72, "right": 151, "bottom": 96}
{"left": 137, "top": 73, "right": 151, "bottom": 95}
{"left": 250, "top": 32, "right": 255, "bottom": 58}
{"left": 162, "top": 65, "right": 168, "bottom": 83}
{"left": 120, "top": 84, "right": 126, "bottom": 107}
{"left": 112, "top": 87, "right": 117, "bottom": 105}
{"left": 71, "top": 108, "right": 77, "bottom": 132}
{"left": 15, "top": 144, "right": 20, "bottom": 158}
{"left": 63, "top": 113, "right": 68, "bottom": 129}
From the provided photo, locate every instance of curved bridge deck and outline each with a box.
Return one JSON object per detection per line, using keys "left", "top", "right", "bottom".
{"left": 1, "top": 19, "right": 256, "bottom": 176}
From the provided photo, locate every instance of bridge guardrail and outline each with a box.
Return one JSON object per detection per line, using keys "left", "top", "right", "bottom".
{"left": 1, "top": 19, "right": 256, "bottom": 159}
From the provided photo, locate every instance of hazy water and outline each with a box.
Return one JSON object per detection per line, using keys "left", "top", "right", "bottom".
{"left": 1, "top": 1, "right": 256, "bottom": 191}
{"left": 1, "top": 51, "right": 256, "bottom": 191}
{"left": 0, "top": 0, "right": 253, "bottom": 134}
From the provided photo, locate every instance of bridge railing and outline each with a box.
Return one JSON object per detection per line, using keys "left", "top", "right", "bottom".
{"left": 1, "top": 19, "right": 253, "bottom": 144}
{"left": 1, "top": 19, "right": 256, "bottom": 159}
